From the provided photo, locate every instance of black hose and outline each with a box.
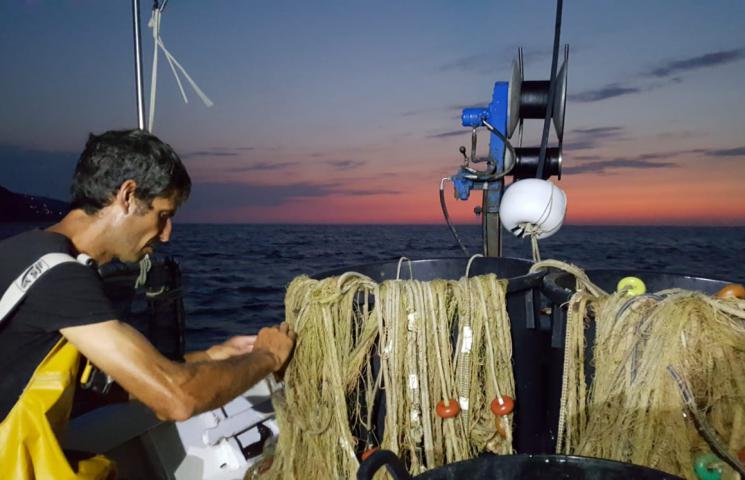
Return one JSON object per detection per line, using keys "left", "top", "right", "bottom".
{"left": 440, "top": 180, "right": 470, "bottom": 257}
{"left": 357, "top": 450, "right": 413, "bottom": 480}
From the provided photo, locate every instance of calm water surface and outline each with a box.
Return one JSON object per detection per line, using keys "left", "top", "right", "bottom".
{"left": 2, "top": 223, "right": 743, "bottom": 349}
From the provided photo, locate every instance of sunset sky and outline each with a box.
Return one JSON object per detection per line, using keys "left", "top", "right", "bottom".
{"left": 1, "top": 1, "right": 744, "bottom": 225}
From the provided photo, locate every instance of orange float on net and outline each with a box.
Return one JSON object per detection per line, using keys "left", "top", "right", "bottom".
{"left": 491, "top": 395, "right": 514, "bottom": 416}
{"left": 494, "top": 416, "right": 509, "bottom": 439}
{"left": 715, "top": 283, "right": 745, "bottom": 299}
{"left": 436, "top": 398, "right": 460, "bottom": 418}
{"left": 257, "top": 456, "right": 274, "bottom": 474}
{"left": 361, "top": 447, "right": 379, "bottom": 461}
{"left": 738, "top": 447, "right": 745, "bottom": 464}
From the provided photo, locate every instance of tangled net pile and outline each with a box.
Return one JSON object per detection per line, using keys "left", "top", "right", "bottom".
{"left": 538, "top": 260, "right": 745, "bottom": 480}
{"left": 261, "top": 269, "right": 515, "bottom": 479}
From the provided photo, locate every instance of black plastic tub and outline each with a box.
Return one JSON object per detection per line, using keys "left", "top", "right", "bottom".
{"left": 541, "top": 268, "right": 730, "bottom": 309}
{"left": 317, "top": 257, "right": 555, "bottom": 453}
{"left": 357, "top": 450, "right": 683, "bottom": 480}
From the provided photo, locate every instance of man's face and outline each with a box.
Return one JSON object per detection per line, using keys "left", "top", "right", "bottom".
{"left": 116, "top": 195, "right": 177, "bottom": 263}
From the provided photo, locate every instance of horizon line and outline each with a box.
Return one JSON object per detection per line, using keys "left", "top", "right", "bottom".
{"left": 170, "top": 222, "right": 745, "bottom": 228}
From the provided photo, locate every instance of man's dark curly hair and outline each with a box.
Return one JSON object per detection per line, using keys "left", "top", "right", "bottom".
{"left": 70, "top": 129, "right": 191, "bottom": 214}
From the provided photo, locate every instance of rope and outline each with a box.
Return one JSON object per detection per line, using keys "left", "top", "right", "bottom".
{"left": 514, "top": 180, "right": 561, "bottom": 261}
{"left": 526, "top": 260, "right": 604, "bottom": 454}
{"left": 147, "top": 6, "right": 213, "bottom": 132}
{"left": 556, "top": 280, "right": 745, "bottom": 478}
{"left": 455, "top": 255, "right": 483, "bottom": 425}
{"left": 134, "top": 254, "right": 152, "bottom": 288}
{"left": 267, "top": 272, "right": 514, "bottom": 477}
{"left": 519, "top": 224, "right": 542, "bottom": 262}
{"left": 397, "top": 257, "right": 414, "bottom": 280}
{"left": 530, "top": 259, "right": 607, "bottom": 297}
{"left": 147, "top": 6, "right": 161, "bottom": 132}
{"left": 555, "top": 292, "right": 589, "bottom": 452}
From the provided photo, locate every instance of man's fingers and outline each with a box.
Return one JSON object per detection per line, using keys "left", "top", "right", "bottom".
{"left": 222, "top": 335, "right": 257, "bottom": 354}
{"left": 278, "top": 322, "right": 295, "bottom": 341}
{"left": 229, "top": 335, "right": 256, "bottom": 347}
{"left": 252, "top": 322, "right": 297, "bottom": 374}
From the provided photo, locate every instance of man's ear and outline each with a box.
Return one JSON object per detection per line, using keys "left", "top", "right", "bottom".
{"left": 115, "top": 180, "right": 138, "bottom": 214}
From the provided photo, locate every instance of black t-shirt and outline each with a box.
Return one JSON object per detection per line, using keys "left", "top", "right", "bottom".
{"left": 0, "top": 229, "right": 118, "bottom": 420}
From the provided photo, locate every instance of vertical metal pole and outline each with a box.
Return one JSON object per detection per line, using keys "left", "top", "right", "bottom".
{"left": 132, "top": 0, "right": 146, "bottom": 130}
{"left": 483, "top": 82, "right": 509, "bottom": 257}
{"left": 482, "top": 185, "right": 503, "bottom": 257}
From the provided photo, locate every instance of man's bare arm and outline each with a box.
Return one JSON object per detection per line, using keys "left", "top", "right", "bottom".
{"left": 60, "top": 320, "right": 294, "bottom": 421}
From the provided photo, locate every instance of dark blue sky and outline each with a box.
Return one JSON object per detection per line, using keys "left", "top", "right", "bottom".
{"left": 1, "top": 1, "right": 744, "bottom": 224}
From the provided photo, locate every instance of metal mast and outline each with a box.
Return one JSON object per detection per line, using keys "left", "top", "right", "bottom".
{"left": 132, "top": 0, "right": 146, "bottom": 130}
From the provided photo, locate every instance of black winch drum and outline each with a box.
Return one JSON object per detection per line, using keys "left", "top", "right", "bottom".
{"left": 357, "top": 450, "right": 683, "bottom": 480}
{"left": 317, "top": 257, "right": 555, "bottom": 454}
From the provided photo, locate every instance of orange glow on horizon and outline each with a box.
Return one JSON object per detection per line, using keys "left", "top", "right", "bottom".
{"left": 180, "top": 154, "right": 745, "bottom": 226}
{"left": 182, "top": 182, "right": 745, "bottom": 225}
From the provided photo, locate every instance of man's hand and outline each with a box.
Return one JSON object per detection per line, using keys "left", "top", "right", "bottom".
{"left": 253, "top": 322, "right": 296, "bottom": 372}
{"left": 205, "top": 335, "right": 257, "bottom": 361}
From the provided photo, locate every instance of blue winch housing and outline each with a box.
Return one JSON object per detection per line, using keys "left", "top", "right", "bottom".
{"left": 451, "top": 173, "right": 474, "bottom": 201}
{"left": 460, "top": 81, "right": 509, "bottom": 174}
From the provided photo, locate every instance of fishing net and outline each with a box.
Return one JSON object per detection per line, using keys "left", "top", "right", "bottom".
{"left": 541, "top": 261, "right": 745, "bottom": 480}
{"left": 258, "top": 270, "right": 515, "bottom": 479}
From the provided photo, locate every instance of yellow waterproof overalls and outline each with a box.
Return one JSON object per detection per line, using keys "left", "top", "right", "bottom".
{"left": 0, "top": 338, "right": 114, "bottom": 479}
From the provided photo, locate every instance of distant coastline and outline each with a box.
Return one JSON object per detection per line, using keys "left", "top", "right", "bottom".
{"left": 0, "top": 185, "right": 68, "bottom": 222}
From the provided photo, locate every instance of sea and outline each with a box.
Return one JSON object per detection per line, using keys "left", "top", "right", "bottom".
{"left": 1, "top": 223, "right": 744, "bottom": 350}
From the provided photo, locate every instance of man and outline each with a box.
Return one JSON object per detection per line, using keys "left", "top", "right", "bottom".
{"left": 0, "top": 129, "right": 295, "bottom": 477}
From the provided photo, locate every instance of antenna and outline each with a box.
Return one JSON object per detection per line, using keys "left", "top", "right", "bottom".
{"left": 536, "top": 0, "right": 564, "bottom": 179}
{"left": 553, "top": 46, "right": 569, "bottom": 144}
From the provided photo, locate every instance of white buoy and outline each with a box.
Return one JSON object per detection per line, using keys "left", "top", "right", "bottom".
{"left": 499, "top": 179, "right": 567, "bottom": 239}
